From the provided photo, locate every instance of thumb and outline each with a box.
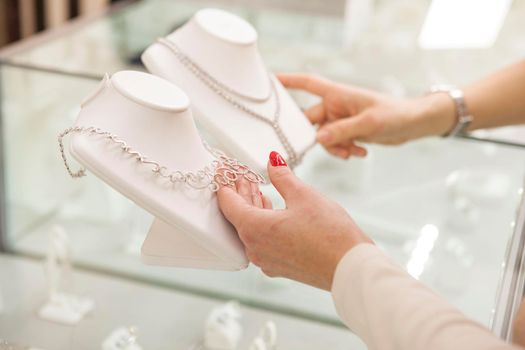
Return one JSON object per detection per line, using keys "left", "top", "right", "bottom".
{"left": 317, "top": 114, "right": 371, "bottom": 147}
{"left": 267, "top": 151, "right": 305, "bottom": 202}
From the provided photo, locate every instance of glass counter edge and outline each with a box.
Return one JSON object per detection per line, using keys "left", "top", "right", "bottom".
{"left": 491, "top": 175, "right": 525, "bottom": 340}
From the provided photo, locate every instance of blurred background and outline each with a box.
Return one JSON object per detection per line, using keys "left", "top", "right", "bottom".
{"left": 0, "top": 0, "right": 351, "bottom": 48}
{"left": 0, "top": 1, "right": 524, "bottom": 349}
{"left": 0, "top": 0, "right": 127, "bottom": 47}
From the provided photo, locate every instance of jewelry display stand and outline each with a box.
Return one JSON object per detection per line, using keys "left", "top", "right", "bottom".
{"left": 38, "top": 225, "right": 94, "bottom": 325}
{"left": 249, "top": 321, "right": 278, "bottom": 350}
{"left": 142, "top": 8, "right": 316, "bottom": 175}
{"left": 204, "top": 301, "right": 243, "bottom": 350}
{"left": 102, "top": 326, "right": 143, "bottom": 350}
{"left": 64, "top": 71, "right": 251, "bottom": 270}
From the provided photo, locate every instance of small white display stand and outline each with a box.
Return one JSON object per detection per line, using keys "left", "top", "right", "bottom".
{"left": 142, "top": 8, "right": 316, "bottom": 175}
{"left": 204, "top": 301, "right": 243, "bottom": 350}
{"left": 38, "top": 225, "right": 94, "bottom": 325}
{"left": 102, "top": 326, "right": 143, "bottom": 350}
{"left": 67, "top": 71, "right": 248, "bottom": 270}
{"left": 249, "top": 321, "right": 277, "bottom": 350}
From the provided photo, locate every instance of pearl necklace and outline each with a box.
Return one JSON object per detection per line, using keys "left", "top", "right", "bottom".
{"left": 157, "top": 38, "right": 302, "bottom": 168}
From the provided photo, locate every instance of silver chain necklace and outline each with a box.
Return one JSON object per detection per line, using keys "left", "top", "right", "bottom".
{"left": 58, "top": 126, "right": 265, "bottom": 192}
{"left": 157, "top": 38, "right": 302, "bottom": 168}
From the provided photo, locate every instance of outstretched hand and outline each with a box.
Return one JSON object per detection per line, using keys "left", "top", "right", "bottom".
{"left": 278, "top": 73, "right": 456, "bottom": 159}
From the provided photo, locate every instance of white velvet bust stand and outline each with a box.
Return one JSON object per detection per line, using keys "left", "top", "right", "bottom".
{"left": 142, "top": 8, "right": 316, "bottom": 175}
{"left": 70, "top": 71, "right": 248, "bottom": 270}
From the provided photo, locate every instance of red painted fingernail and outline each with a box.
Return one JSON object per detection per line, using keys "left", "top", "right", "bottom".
{"left": 259, "top": 191, "right": 263, "bottom": 196}
{"left": 269, "top": 151, "right": 287, "bottom": 167}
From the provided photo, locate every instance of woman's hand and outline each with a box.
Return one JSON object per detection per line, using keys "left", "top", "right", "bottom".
{"left": 278, "top": 73, "right": 456, "bottom": 159}
{"left": 513, "top": 297, "right": 525, "bottom": 347}
{"left": 217, "top": 151, "right": 372, "bottom": 290}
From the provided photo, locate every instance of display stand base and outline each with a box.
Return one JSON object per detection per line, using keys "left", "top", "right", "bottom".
{"left": 141, "top": 219, "right": 245, "bottom": 271}
{"left": 38, "top": 293, "right": 94, "bottom": 325}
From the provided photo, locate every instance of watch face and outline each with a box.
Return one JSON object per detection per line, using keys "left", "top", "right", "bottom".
{"left": 449, "top": 89, "right": 464, "bottom": 100}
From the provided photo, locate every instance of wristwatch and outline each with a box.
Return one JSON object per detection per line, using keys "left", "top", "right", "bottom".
{"left": 429, "top": 85, "right": 473, "bottom": 137}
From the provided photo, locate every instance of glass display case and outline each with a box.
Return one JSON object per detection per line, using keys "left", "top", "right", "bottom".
{"left": 0, "top": 0, "right": 524, "bottom": 347}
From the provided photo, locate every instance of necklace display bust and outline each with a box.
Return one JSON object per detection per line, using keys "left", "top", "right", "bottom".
{"left": 142, "top": 8, "right": 316, "bottom": 175}
{"left": 66, "top": 70, "right": 250, "bottom": 270}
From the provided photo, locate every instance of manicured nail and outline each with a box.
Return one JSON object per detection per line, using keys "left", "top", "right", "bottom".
{"left": 259, "top": 191, "right": 263, "bottom": 196}
{"left": 317, "top": 129, "right": 331, "bottom": 143}
{"left": 336, "top": 149, "right": 349, "bottom": 158}
{"left": 269, "top": 151, "right": 287, "bottom": 167}
{"left": 354, "top": 148, "right": 367, "bottom": 157}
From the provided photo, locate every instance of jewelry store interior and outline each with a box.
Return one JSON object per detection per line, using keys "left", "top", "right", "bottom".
{"left": 0, "top": 0, "right": 525, "bottom": 349}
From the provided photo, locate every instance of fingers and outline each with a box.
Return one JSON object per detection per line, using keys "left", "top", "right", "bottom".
{"left": 217, "top": 186, "right": 259, "bottom": 227}
{"left": 326, "top": 145, "right": 351, "bottom": 159}
{"left": 234, "top": 176, "right": 270, "bottom": 209}
{"left": 277, "top": 73, "right": 332, "bottom": 97}
{"left": 316, "top": 114, "right": 373, "bottom": 147}
{"left": 262, "top": 195, "right": 273, "bottom": 209}
{"left": 236, "top": 177, "right": 254, "bottom": 204}
{"left": 267, "top": 151, "right": 305, "bottom": 202}
{"left": 326, "top": 143, "right": 368, "bottom": 159}
{"left": 351, "top": 144, "right": 368, "bottom": 157}
{"left": 249, "top": 181, "right": 264, "bottom": 209}
{"left": 303, "top": 102, "right": 325, "bottom": 124}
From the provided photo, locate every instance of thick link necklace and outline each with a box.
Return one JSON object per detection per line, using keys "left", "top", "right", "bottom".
{"left": 157, "top": 38, "right": 302, "bottom": 168}
{"left": 58, "top": 126, "right": 265, "bottom": 192}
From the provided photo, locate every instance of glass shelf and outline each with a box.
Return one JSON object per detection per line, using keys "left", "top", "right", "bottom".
{"left": 1, "top": 0, "right": 524, "bottom": 86}
{"left": 1, "top": 0, "right": 525, "bottom": 340}
{"left": 1, "top": 63, "right": 524, "bottom": 331}
{"left": 2, "top": 0, "right": 524, "bottom": 146}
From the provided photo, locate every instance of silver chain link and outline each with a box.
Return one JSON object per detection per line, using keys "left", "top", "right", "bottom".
{"left": 58, "top": 126, "right": 265, "bottom": 192}
{"left": 157, "top": 38, "right": 303, "bottom": 168}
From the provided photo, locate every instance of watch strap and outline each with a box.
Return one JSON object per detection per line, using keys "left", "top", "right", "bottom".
{"left": 429, "top": 85, "right": 473, "bottom": 137}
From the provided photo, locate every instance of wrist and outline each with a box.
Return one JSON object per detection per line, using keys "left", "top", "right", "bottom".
{"left": 328, "top": 239, "right": 374, "bottom": 291}
{"left": 327, "top": 233, "right": 373, "bottom": 290}
{"left": 409, "top": 93, "right": 456, "bottom": 138}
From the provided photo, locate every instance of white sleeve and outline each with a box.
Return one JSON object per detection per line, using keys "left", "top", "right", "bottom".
{"left": 331, "top": 243, "right": 519, "bottom": 350}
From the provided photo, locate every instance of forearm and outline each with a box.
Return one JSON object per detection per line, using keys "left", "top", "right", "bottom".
{"left": 464, "top": 60, "right": 525, "bottom": 131}
{"left": 409, "top": 60, "right": 525, "bottom": 138}
{"left": 332, "top": 244, "right": 519, "bottom": 350}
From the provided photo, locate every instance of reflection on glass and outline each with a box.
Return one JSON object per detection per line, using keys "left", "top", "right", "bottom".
{"left": 407, "top": 224, "right": 439, "bottom": 279}
{"left": 418, "top": 0, "right": 512, "bottom": 49}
